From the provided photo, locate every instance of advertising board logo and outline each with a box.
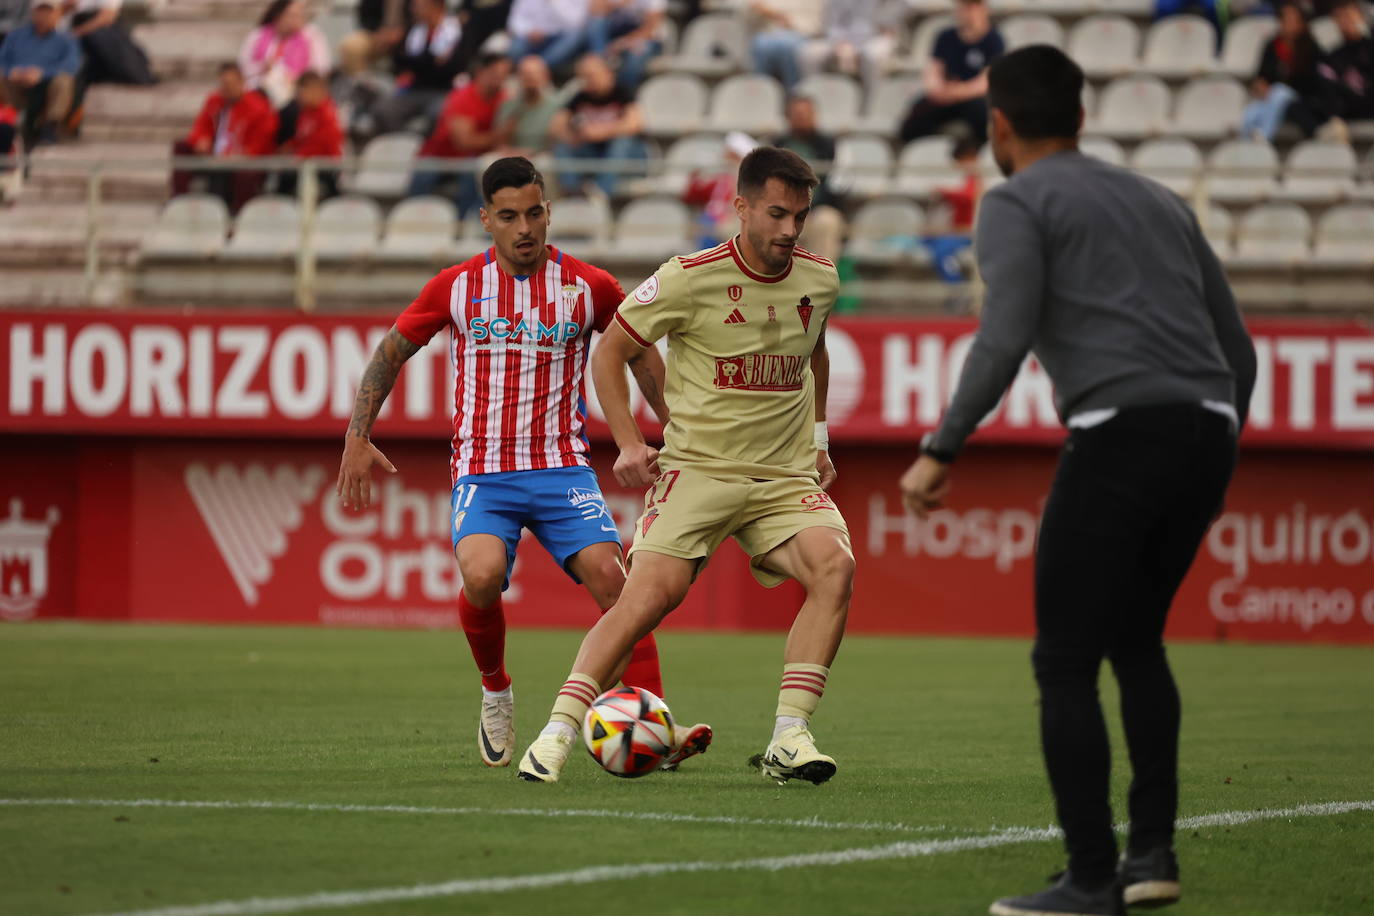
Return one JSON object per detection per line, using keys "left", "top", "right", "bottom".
{"left": 0, "top": 499, "right": 61, "bottom": 621}
{"left": 186, "top": 463, "right": 325, "bottom": 606}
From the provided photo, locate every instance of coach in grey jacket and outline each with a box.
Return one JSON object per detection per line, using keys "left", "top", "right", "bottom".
{"left": 900, "top": 46, "right": 1256, "bottom": 916}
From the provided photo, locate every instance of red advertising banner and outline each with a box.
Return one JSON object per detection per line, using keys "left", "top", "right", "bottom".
{"left": 5, "top": 438, "right": 1373, "bottom": 643}
{"left": 4, "top": 311, "right": 1374, "bottom": 448}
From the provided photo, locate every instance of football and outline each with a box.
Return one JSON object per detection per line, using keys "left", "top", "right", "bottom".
{"left": 582, "top": 686, "right": 676, "bottom": 778}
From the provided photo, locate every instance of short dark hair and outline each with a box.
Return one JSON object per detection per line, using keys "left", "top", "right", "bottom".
{"left": 473, "top": 50, "right": 509, "bottom": 74}
{"left": 297, "top": 70, "right": 324, "bottom": 89}
{"left": 481, "top": 156, "right": 545, "bottom": 205}
{"left": 986, "top": 45, "right": 1084, "bottom": 141}
{"left": 951, "top": 137, "right": 980, "bottom": 161}
{"left": 218, "top": 62, "right": 243, "bottom": 77}
{"left": 258, "top": 0, "right": 293, "bottom": 27}
{"left": 737, "top": 146, "right": 818, "bottom": 198}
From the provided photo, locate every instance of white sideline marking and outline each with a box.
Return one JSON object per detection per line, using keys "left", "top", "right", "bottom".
{"left": 0, "top": 797, "right": 963, "bottom": 836}
{"left": 66, "top": 799, "right": 1374, "bottom": 916}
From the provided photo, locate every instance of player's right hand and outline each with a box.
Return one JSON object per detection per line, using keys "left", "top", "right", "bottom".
{"left": 614, "top": 442, "right": 661, "bottom": 488}
{"left": 337, "top": 435, "right": 398, "bottom": 510}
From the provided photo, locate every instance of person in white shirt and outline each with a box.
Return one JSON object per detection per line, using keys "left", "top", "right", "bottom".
{"left": 586, "top": 0, "right": 664, "bottom": 90}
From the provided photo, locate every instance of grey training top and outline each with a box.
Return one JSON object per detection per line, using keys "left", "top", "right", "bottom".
{"left": 929, "top": 150, "right": 1257, "bottom": 458}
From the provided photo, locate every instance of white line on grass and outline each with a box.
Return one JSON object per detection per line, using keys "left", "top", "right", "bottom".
{"left": 76, "top": 800, "right": 1374, "bottom": 916}
{"left": 0, "top": 797, "right": 965, "bottom": 836}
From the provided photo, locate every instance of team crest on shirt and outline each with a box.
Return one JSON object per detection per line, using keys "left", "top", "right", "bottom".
{"left": 728, "top": 285, "right": 743, "bottom": 302}
{"left": 796, "top": 296, "right": 814, "bottom": 333}
{"left": 560, "top": 284, "right": 582, "bottom": 310}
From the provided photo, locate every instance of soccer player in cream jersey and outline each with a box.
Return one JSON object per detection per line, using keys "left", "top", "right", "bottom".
{"left": 518, "top": 147, "right": 856, "bottom": 785}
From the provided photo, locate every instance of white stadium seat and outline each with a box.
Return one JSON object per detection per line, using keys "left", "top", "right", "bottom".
{"left": 1231, "top": 203, "right": 1312, "bottom": 267}
{"left": 223, "top": 195, "right": 300, "bottom": 259}
{"left": 1089, "top": 76, "right": 1171, "bottom": 138}
{"left": 658, "top": 133, "right": 725, "bottom": 196}
{"left": 1311, "top": 204, "right": 1374, "bottom": 267}
{"left": 1080, "top": 136, "right": 1126, "bottom": 167}
{"left": 1131, "top": 138, "right": 1203, "bottom": 197}
{"left": 1274, "top": 141, "right": 1358, "bottom": 204}
{"left": 795, "top": 74, "right": 863, "bottom": 134}
{"left": 1093, "top": 0, "right": 1154, "bottom": 16}
{"left": 639, "top": 74, "right": 709, "bottom": 137}
{"left": 1171, "top": 77, "right": 1247, "bottom": 139}
{"left": 345, "top": 133, "right": 423, "bottom": 198}
{"left": 313, "top": 196, "right": 383, "bottom": 259}
{"left": 1000, "top": 15, "right": 1066, "bottom": 50}
{"left": 831, "top": 134, "right": 893, "bottom": 198}
{"left": 1196, "top": 203, "right": 1234, "bottom": 260}
{"left": 1142, "top": 15, "right": 1218, "bottom": 78}
{"left": 142, "top": 193, "right": 229, "bottom": 259}
{"left": 379, "top": 196, "right": 457, "bottom": 261}
{"left": 546, "top": 194, "right": 612, "bottom": 260}
{"left": 859, "top": 75, "right": 921, "bottom": 134}
{"left": 707, "top": 74, "right": 784, "bottom": 135}
{"left": 903, "top": 15, "right": 955, "bottom": 73}
{"left": 651, "top": 13, "right": 749, "bottom": 78}
{"left": 895, "top": 136, "right": 959, "bottom": 197}
{"left": 612, "top": 196, "right": 693, "bottom": 261}
{"left": 1221, "top": 16, "right": 1277, "bottom": 78}
{"left": 1206, "top": 139, "right": 1280, "bottom": 203}
{"left": 844, "top": 199, "right": 925, "bottom": 267}
{"left": 1067, "top": 16, "right": 1140, "bottom": 79}
{"left": 1310, "top": 15, "right": 1343, "bottom": 52}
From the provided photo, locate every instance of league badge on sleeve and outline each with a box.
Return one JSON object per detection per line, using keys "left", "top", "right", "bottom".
{"left": 632, "top": 276, "right": 660, "bottom": 304}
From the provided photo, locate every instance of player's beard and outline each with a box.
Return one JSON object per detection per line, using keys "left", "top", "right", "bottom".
{"left": 507, "top": 235, "right": 544, "bottom": 271}
{"left": 748, "top": 228, "right": 793, "bottom": 275}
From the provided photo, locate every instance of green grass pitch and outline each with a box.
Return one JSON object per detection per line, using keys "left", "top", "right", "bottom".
{"left": 2, "top": 623, "right": 1372, "bottom": 915}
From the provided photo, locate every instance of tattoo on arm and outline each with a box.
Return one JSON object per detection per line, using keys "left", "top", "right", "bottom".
{"left": 346, "top": 327, "right": 421, "bottom": 439}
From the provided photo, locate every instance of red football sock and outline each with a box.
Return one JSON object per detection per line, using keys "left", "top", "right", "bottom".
{"left": 621, "top": 632, "right": 664, "bottom": 699}
{"left": 458, "top": 592, "right": 509, "bottom": 691}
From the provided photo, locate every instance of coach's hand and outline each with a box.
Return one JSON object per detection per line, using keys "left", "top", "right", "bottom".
{"left": 614, "top": 442, "right": 661, "bottom": 488}
{"left": 900, "top": 454, "right": 950, "bottom": 519}
{"left": 817, "top": 450, "right": 837, "bottom": 491}
{"left": 337, "top": 434, "right": 398, "bottom": 510}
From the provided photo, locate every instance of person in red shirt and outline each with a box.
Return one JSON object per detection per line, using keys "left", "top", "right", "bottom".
{"left": 408, "top": 51, "right": 512, "bottom": 216}
{"left": 275, "top": 69, "right": 344, "bottom": 197}
{"left": 170, "top": 62, "right": 278, "bottom": 211}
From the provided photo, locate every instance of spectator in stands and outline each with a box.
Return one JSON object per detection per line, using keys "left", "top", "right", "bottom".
{"left": 275, "top": 70, "right": 343, "bottom": 198}
{"left": 899, "top": 0, "right": 1003, "bottom": 147}
{"left": 587, "top": 0, "right": 665, "bottom": 91}
{"left": 239, "top": 0, "right": 331, "bottom": 109}
{"left": 1242, "top": 2, "right": 1338, "bottom": 140}
{"left": 747, "top": 0, "right": 822, "bottom": 92}
{"left": 1324, "top": 0, "right": 1374, "bottom": 124}
{"left": 171, "top": 62, "right": 277, "bottom": 212}
{"left": 455, "top": 0, "right": 513, "bottom": 63}
{"left": 59, "top": 0, "right": 155, "bottom": 84}
{"left": 923, "top": 136, "right": 980, "bottom": 288}
{"left": 497, "top": 54, "right": 562, "bottom": 153}
{"left": 801, "top": 0, "right": 901, "bottom": 90}
{"left": 683, "top": 129, "right": 754, "bottom": 248}
{"left": 550, "top": 51, "right": 645, "bottom": 196}
{"left": 409, "top": 51, "right": 511, "bottom": 214}
{"left": 507, "top": 0, "right": 591, "bottom": 76}
{"left": 0, "top": 98, "right": 15, "bottom": 154}
{"left": 338, "top": 0, "right": 406, "bottom": 77}
{"left": 0, "top": 0, "right": 80, "bottom": 146}
{"left": 773, "top": 93, "right": 844, "bottom": 261}
{"left": 370, "top": 0, "right": 463, "bottom": 136}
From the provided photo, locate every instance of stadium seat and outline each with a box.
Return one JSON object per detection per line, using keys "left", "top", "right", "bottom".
{"left": 1220, "top": 15, "right": 1277, "bottom": 78}
{"left": 379, "top": 196, "right": 457, "bottom": 261}
{"left": 1092, "top": 0, "right": 1154, "bottom": 16}
{"left": 794, "top": 74, "right": 862, "bottom": 134}
{"left": 313, "top": 196, "right": 383, "bottom": 260}
{"left": 1142, "top": 15, "right": 1218, "bottom": 78}
{"left": 223, "top": 195, "right": 301, "bottom": 259}
{"left": 639, "top": 74, "right": 709, "bottom": 137}
{"left": 344, "top": 133, "right": 423, "bottom": 198}
{"left": 657, "top": 133, "right": 726, "bottom": 196}
{"left": 1231, "top": 203, "right": 1312, "bottom": 267}
{"left": 1080, "top": 136, "right": 1126, "bottom": 167}
{"left": 1206, "top": 139, "right": 1280, "bottom": 203}
{"left": 612, "top": 196, "right": 693, "bottom": 261}
{"left": 1131, "top": 138, "right": 1203, "bottom": 196}
{"left": 707, "top": 74, "right": 785, "bottom": 135}
{"left": 844, "top": 199, "right": 925, "bottom": 267}
{"left": 977, "top": 143, "right": 1007, "bottom": 192}
{"left": 895, "top": 136, "right": 958, "bottom": 197}
{"left": 858, "top": 76, "right": 921, "bottom": 134}
{"left": 1171, "top": 77, "right": 1247, "bottom": 139}
{"left": 831, "top": 134, "right": 893, "bottom": 198}
{"left": 651, "top": 12, "right": 749, "bottom": 78}
{"left": 1000, "top": 15, "right": 1066, "bottom": 50}
{"left": 1274, "top": 141, "right": 1358, "bottom": 204}
{"left": 546, "top": 194, "right": 613, "bottom": 260}
{"left": 1310, "top": 15, "right": 1343, "bottom": 52}
{"left": 141, "top": 193, "right": 229, "bottom": 259}
{"left": 1089, "top": 76, "right": 1171, "bottom": 138}
{"left": 1310, "top": 204, "right": 1374, "bottom": 267}
{"left": 900, "top": 15, "right": 955, "bottom": 73}
{"left": 1197, "top": 203, "right": 1234, "bottom": 259}
{"left": 1067, "top": 16, "right": 1141, "bottom": 79}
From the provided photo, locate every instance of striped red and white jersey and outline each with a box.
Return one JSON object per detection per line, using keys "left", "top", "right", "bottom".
{"left": 394, "top": 246, "right": 624, "bottom": 483}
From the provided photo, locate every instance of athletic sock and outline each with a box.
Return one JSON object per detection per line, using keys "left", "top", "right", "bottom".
{"left": 621, "top": 633, "right": 664, "bottom": 698}
{"left": 776, "top": 663, "right": 829, "bottom": 723}
{"left": 482, "top": 685, "right": 512, "bottom": 701}
{"left": 458, "top": 592, "right": 510, "bottom": 692}
{"left": 773, "top": 715, "right": 806, "bottom": 740}
{"left": 550, "top": 672, "right": 600, "bottom": 732}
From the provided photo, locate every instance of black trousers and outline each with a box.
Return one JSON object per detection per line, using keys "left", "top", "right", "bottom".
{"left": 1033, "top": 403, "right": 1236, "bottom": 883}
{"left": 899, "top": 97, "right": 988, "bottom": 145}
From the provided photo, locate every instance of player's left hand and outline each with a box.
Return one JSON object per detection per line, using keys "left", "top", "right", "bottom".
{"left": 899, "top": 454, "right": 951, "bottom": 518}
{"left": 817, "top": 450, "right": 837, "bottom": 491}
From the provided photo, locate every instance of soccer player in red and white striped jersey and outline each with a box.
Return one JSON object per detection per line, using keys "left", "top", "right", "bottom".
{"left": 337, "top": 157, "right": 703, "bottom": 770}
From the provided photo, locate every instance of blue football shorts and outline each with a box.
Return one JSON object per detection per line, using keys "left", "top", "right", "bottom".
{"left": 450, "top": 465, "right": 622, "bottom": 591}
